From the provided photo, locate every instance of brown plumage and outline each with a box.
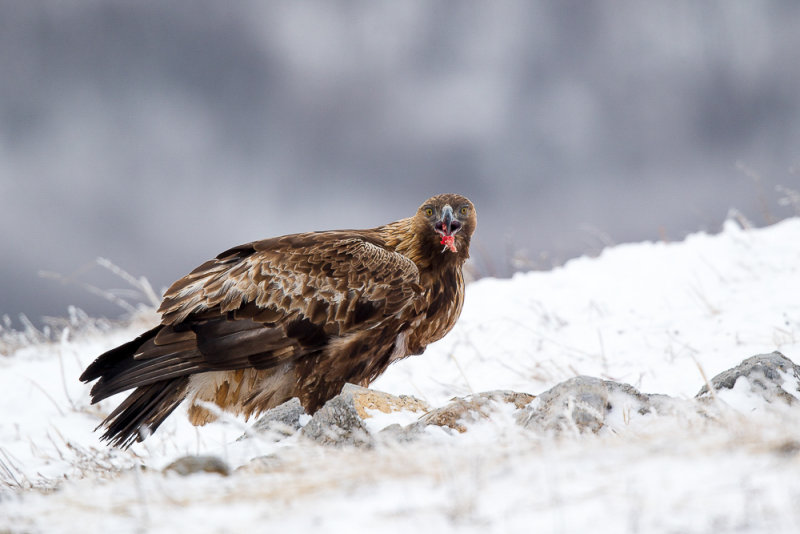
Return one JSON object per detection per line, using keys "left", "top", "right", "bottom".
{"left": 80, "top": 193, "right": 477, "bottom": 447}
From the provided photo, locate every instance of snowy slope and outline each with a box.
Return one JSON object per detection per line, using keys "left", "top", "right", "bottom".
{"left": 2, "top": 218, "right": 800, "bottom": 533}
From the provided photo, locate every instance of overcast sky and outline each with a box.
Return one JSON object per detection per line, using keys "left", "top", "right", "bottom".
{"left": 1, "top": 1, "right": 799, "bottom": 326}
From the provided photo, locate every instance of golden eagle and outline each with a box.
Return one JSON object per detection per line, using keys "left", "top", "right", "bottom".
{"left": 80, "top": 193, "right": 477, "bottom": 447}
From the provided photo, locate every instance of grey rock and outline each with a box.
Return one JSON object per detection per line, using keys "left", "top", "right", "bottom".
{"left": 300, "top": 383, "right": 428, "bottom": 447}
{"left": 517, "top": 376, "right": 652, "bottom": 433}
{"left": 647, "top": 393, "right": 690, "bottom": 416}
{"left": 163, "top": 455, "right": 230, "bottom": 477}
{"left": 246, "top": 352, "right": 800, "bottom": 448}
{"left": 696, "top": 351, "right": 800, "bottom": 405}
{"left": 301, "top": 393, "right": 373, "bottom": 448}
{"left": 378, "top": 422, "right": 425, "bottom": 443}
{"left": 237, "top": 454, "right": 283, "bottom": 474}
{"left": 243, "top": 397, "right": 307, "bottom": 441}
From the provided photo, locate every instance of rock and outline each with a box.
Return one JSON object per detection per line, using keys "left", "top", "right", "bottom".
{"left": 416, "top": 398, "right": 482, "bottom": 433}
{"left": 417, "top": 390, "right": 535, "bottom": 433}
{"left": 342, "top": 383, "right": 430, "bottom": 419}
{"left": 696, "top": 351, "right": 800, "bottom": 405}
{"left": 375, "top": 390, "right": 535, "bottom": 442}
{"left": 377, "top": 423, "right": 421, "bottom": 442}
{"left": 244, "top": 398, "right": 307, "bottom": 441}
{"left": 237, "top": 454, "right": 283, "bottom": 474}
{"left": 483, "top": 390, "right": 538, "bottom": 409}
{"left": 294, "top": 353, "right": 800, "bottom": 446}
{"left": 517, "top": 376, "right": 652, "bottom": 433}
{"left": 301, "top": 395, "right": 372, "bottom": 448}
{"left": 774, "top": 440, "right": 800, "bottom": 457}
{"left": 301, "top": 384, "right": 428, "bottom": 447}
{"left": 163, "top": 455, "right": 230, "bottom": 477}
{"left": 646, "top": 393, "right": 689, "bottom": 416}
{"left": 517, "top": 376, "right": 608, "bottom": 433}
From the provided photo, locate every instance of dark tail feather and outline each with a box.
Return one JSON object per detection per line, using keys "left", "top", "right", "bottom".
{"left": 81, "top": 325, "right": 191, "bottom": 447}
{"left": 99, "top": 377, "right": 190, "bottom": 448}
{"left": 80, "top": 326, "right": 161, "bottom": 387}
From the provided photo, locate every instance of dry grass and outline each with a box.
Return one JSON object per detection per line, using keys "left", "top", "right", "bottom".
{"left": 1, "top": 258, "right": 160, "bottom": 357}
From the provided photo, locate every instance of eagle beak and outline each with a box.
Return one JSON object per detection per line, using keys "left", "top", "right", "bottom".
{"left": 434, "top": 205, "right": 461, "bottom": 253}
{"left": 434, "top": 205, "right": 462, "bottom": 237}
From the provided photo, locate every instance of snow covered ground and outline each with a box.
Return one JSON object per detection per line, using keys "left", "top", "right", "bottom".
{"left": 2, "top": 217, "right": 800, "bottom": 533}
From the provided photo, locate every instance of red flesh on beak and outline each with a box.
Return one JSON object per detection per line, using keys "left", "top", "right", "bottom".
{"left": 434, "top": 205, "right": 461, "bottom": 253}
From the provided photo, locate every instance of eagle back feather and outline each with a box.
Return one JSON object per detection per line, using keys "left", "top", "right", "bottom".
{"left": 159, "top": 233, "right": 424, "bottom": 327}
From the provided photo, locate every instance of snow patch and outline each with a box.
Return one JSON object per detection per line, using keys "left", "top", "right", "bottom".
{"left": 1, "top": 217, "right": 800, "bottom": 533}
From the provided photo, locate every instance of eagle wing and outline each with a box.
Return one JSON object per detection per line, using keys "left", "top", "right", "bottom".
{"left": 83, "top": 233, "right": 425, "bottom": 401}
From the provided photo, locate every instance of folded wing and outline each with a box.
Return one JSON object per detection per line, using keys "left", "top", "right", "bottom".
{"left": 79, "top": 233, "right": 424, "bottom": 445}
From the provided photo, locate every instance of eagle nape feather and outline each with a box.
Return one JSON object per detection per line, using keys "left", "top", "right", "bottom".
{"left": 80, "top": 193, "right": 477, "bottom": 447}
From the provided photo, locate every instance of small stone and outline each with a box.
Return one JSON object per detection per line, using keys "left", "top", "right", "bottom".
{"left": 696, "top": 351, "right": 800, "bottom": 405}
{"left": 343, "top": 384, "right": 430, "bottom": 420}
{"left": 418, "top": 390, "right": 535, "bottom": 433}
{"left": 243, "top": 397, "right": 307, "bottom": 441}
{"left": 301, "top": 396, "right": 373, "bottom": 447}
{"left": 237, "top": 454, "right": 283, "bottom": 474}
{"left": 377, "top": 423, "right": 424, "bottom": 443}
{"left": 517, "top": 376, "right": 651, "bottom": 433}
{"left": 774, "top": 440, "right": 800, "bottom": 457}
{"left": 300, "top": 384, "right": 428, "bottom": 447}
{"left": 163, "top": 455, "right": 230, "bottom": 477}
{"left": 417, "top": 397, "right": 481, "bottom": 433}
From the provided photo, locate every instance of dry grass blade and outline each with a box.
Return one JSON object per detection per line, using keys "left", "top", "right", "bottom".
{"left": 776, "top": 185, "right": 800, "bottom": 215}
{"left": 0, "top": 447, "right": 27, "bottom": 490}
{"left": 691, "top": 355, "right": 718, "bottom": 403}
{"left": 96, "top": 257, "right": 161, "bottom": 308}
{"left": 38, "top": 269, "right": 138, "bottom": 314}
{"left": 1, "top": 260, "right": 160, "bottom": 356}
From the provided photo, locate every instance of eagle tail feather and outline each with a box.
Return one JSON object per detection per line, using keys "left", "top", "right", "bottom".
{"left": 81, "top": 325, "right": 193, "bottom": 448}
{"left": 79, "top": 326, "right": 161, "bottom": 386}
{"left": 99, "top": 377, "right": 190, "bottom": 448}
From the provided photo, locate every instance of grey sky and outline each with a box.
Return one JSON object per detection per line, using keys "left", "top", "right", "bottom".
{"left": 1, "top": 1, "right": 798, "bottom": 325}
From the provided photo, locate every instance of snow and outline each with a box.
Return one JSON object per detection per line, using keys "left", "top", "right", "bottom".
{"left": 2, "top": 217, "right": 800, "bottom": 533}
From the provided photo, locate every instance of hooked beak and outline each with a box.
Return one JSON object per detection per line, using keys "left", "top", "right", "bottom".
{"left": 434, "top": 205, "right": 462, "bottom": 253}
{"left": 434, "top": 205, "right": 462, "bottom": 237}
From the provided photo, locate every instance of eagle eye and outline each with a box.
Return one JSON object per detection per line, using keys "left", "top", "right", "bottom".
{"left": 460, "top": 206, "right": 469, "bottom": 215}
{"left": 424, "top": 207, "right": 434, "bottom": 217}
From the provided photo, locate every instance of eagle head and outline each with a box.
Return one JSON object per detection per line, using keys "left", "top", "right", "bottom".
{"left": 416, "top": 194, "right": 477, "bottom": 256}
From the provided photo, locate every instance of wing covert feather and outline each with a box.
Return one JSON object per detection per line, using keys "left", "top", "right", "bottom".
{"left": 159, "top": 235, "right": 422, "bottom": 328}
{"left": 134, "top": 235, "right": 425, "bottom": 377}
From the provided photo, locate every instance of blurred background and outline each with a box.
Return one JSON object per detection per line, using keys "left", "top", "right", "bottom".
{"left": 1, "top": 1, "right": 799, "bottom": 326}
